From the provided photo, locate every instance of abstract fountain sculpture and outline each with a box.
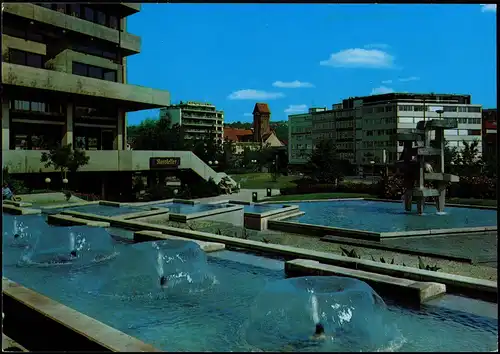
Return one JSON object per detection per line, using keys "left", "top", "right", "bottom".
{"left": 245, "top": 276, "right": 403, "bottom": 352}
{"left": 98, "top": 240, "right": 218, "bottom": 300}
{"left": 19, "top": 226, "right": 118, "bottom": 268}
{"left": 395, "top": 119, "right": 460, "bottom": 215}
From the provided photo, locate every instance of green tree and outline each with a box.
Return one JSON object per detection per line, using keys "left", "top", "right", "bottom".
{"left": 305, "top": 139, "right": 344, "bottom": 184}
{"left": 40, "top": 144, "right": 90, "bottom": 179}
{"left": 130, "top": 117, "right": 185, "bottom": 151}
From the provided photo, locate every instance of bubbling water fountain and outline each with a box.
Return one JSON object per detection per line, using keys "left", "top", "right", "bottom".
{"left": 245, "top": 276, "right": 403, "bottom": 352}
{"left": 98, "top": 240, "right": 218, "bottom": 300}
{"left": 2, "top": 214, "right": 41, "bottom": 250}
{"left": 19, "top": 226, "right": 118, "bottom": 268}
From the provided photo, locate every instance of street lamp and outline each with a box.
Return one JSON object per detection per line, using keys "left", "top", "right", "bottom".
{"left": 370, "top": 160, "right": 375, "bottom": 184}
{"left": 45, "top": 177, "right": 51, "bottom": 191}
{"left": 436, "top": 109, "right": 444, "bottom": 119}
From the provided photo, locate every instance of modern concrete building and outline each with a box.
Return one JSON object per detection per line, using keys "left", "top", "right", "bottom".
{"left": 1, "top": 3, "right": 232, "bottom": 199}
{"left": 288, "top": 93, "right": 483, "bottom": 169}
{"left": 288, "top": 109, "right": 316, "bottom": 165}
{"left": 159, "top": 101, "right": 224, "bottom": 142}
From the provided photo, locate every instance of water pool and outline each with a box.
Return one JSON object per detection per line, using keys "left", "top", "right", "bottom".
{"left": 2, "top": 214, "right": 498, "bottom": 352}
{"left": 152, "top": 202, "right": 229, "bottom": 214}
{"left": 277, "top": 200, "right": 497, "bottom": 232}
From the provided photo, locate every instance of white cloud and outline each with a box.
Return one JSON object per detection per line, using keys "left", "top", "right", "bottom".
{"left": 272, "top": 80, "right": 315, "bottom": 88}
{"left": 227, "top": 89, "right": 285, "bottom": 100}
{"left": 284, "top": 104, "right": 308, "bottom": 114}
{"left": 481, "top": 4, "right": 496, "bottom": 12}
{"left": 243, "top": 113, "right": 253, "bottom": 117}
{"left": 399, "top": 76, "right": 420, "bottom": 82}
{"left": 382, "top": 79, "right": 393, "bottom": 84}
{"left": 370, "top": 86, "right": 394, "bottom": 95}
{"left": 364, "top": 43, "right": 390, "bottom": 50}
{"left": 320, "top": 48, "right": 394, "bottom": 68}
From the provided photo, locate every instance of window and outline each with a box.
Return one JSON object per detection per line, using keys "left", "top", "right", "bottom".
{"left": 70, "top": 4, "right": 81, "bottom": 17}
{"left": 96, "top": 11, "right": 106, "bottom": 26}
{"left": 88, "top": 66, "right": 103, "bottom": 79}
{"left": 443, "top": 106, "right": 457, "bottom": 112}
{"left": 109, "top": 15, "right": 119, "bottom": 30}
{"left": 38, "top": 3, "right": 52, "bottom": 9}
{"left": 398, "top": 117, "right": 414, "bottom": 124}
{"left": 467, "top": 106, "right": 481, "bottom": 113}
{"left": 55, "top": 4, "right": 66, "bottom": 13}
{"left": 366, "top": 130, "right": 373, "bottom": 136}
{"left": 444, "top": 129, "right": 458, "bottom": 136}
{"left": 26, "top": 53, "right": 42, "bottom": 68}
{"left": 385, "top": 106, "right": 393, "bottom": 112}
{"left": 468, "top": 130, "right": 481, "bottom": 136}
{"left": 103, "top": 69, "right": 117, "bottom": 82}
{"left": 83, "top": 6, "right": 94, "bottom": 21}
{"left": 398, "top": 105, "right": 413, "bottom": 112}
{"left": 9, "top": 50, "right": 43, "bottom": 68}
{"left": 457, "top": 106, "right": 467, "bottom": 113}
{"left": 413, "top": 105, "right": 424, "bottom": 111}
{"left": 9, "top": 49, "right": 26, "bottom": 65}
{"left": 72, "top": 62, "right": 88, "bottom": 76}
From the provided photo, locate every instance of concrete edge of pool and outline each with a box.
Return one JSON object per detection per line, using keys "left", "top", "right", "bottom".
{"left": 285, "top": 259, "right": 447, "bottom": 304}
{"left": 45, "top": 210, "right": 497, "bottom": 302}
{"left": 169, "top": 204, "right": 244, "bottom": 222}
{"left": 1, "top": 277, "right": 160, "bottom": 352}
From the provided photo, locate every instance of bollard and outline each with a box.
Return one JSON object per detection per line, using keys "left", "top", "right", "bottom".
{"left": 252, "top": 192, "right": 258, "bottom": 203}
{"left": 266, "top": 188, "right": 272, "bottom": 197}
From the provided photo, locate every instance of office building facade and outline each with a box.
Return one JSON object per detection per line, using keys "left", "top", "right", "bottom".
{"left": 159, "top": 101, "right": 224, "bottom": 142}
{"left": 287, "top": 93, "right": 483, "bottom": 168}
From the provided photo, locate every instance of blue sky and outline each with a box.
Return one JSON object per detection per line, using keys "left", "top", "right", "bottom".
{"left": 126, "top": 3, "right": 497, "bottom": 125}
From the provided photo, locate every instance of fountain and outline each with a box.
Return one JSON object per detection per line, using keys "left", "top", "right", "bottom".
{"left": 2, "top": 215, "right": 40, "bottom": 249}
{"left": 245, "top": 276, "right": 403, "bottom": 352}
{"left": 19, "top": 226, "right": 118, "bottom": 268}
{"left": 395, "top": 119, "right": 460, "bottom": 214}
{"left": 98, "top": 240, "right": 218, "bottom": 300}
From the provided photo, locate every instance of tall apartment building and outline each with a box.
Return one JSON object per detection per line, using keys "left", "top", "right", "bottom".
{"left": 159, "top": 101, "right": 224, "bottom": 142}
{"left": 288, "top": 93, "right": 483, "bottom": 168}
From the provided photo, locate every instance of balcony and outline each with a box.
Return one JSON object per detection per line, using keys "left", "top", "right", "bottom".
{"left": 2, "top": 63, "right": 170, "bottom": 111}
{"left": 3, "top": 3, "right": 141, "bottom": 55}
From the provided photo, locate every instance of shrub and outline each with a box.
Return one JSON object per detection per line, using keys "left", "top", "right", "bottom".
{"left": 377, "top": 175, "right": 405, "bottom": 200}
{"left": 449, "top": 175, "right": 496, "bottom": 199}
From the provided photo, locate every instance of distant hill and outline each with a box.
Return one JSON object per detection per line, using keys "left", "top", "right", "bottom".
{"left": 225, "top": 121, "right": 288, "bottom": 142}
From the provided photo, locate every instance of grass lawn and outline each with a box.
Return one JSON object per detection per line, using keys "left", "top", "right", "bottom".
{"left": 230, "top": 173, "right": 297, "bottom": 189}
{"left": 447, "top": 198, "right": 497, "bottom": 207}
{"left": 266, "top": 192, "right": 374, "bottom": 201}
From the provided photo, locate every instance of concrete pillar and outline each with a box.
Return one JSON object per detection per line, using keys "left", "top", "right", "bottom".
{"left": 436, "top": 128, "right": 445, "bottom": 173}
{"left": 114, "top": 109, "right": 125, "bottom": 150}
{"left": 417, "top": 198, "right": 425, "bottom": 215}
{"left": 63, "top": 102, "right": 74, "bottom": 147}
{"left": 2, "top": 97, "right": 10, "bottom": 150}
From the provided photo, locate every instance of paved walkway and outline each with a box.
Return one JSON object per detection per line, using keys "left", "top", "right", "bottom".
{"left": 194, "top": 188, "right": 280, "bottom": 203}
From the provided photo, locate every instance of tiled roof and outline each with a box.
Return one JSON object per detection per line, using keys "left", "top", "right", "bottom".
{"left": 224, "top": 127, "right": 253, "bottom": 142}
{"left": 253, "top": 103, "right": 271, "bottom": 114}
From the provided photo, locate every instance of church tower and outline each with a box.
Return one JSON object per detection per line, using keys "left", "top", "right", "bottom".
{"left": 252, "top": 103, "right": 271, "bottom": 142}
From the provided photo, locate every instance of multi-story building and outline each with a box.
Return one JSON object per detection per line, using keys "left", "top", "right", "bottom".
{"left": 159, "top": 101, "right": 224, "bottom": 142}
{"left": 287, "top": 93, "right": 483, "bottom": 168}
{"left": 359, "top": 93, "right": 482, "bottom": 167}
{"left": 288, "top": 109, "right": 317, "bottom": 165}
{"left": 482, "top": 108, "right": 497, "bottom": 158}
{"left": 1, "top": 3, "right": 229, "bottom": 199}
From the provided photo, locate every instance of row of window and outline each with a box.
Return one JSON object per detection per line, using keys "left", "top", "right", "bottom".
{"left": 72, "top": 62, "right": 117, "bottom": 82}
{"left": 397, "top": 117, "right": 481, "bottom": 125}
{"left": 363, "top": 141, "right": 393, "bottom": 148}
{"left": 366, "top": 129, "right": 397, "bottom": 137}
{"left": 398, "top": 105, "right": 481, "bottom": 113}
{"left": 37, "top": 4, "right": 120, "bottom": 30}
{"left": 10, "top": 100, "right": 64, "bottom": 114}
{"left": 362, "top": 105, "right": 482, "bottom": 114}
{"left": 9, "top": 49, "right": 44, "bottom": 69}
{"left": 444, "top": 129, "right": 482, "bottom": 136}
